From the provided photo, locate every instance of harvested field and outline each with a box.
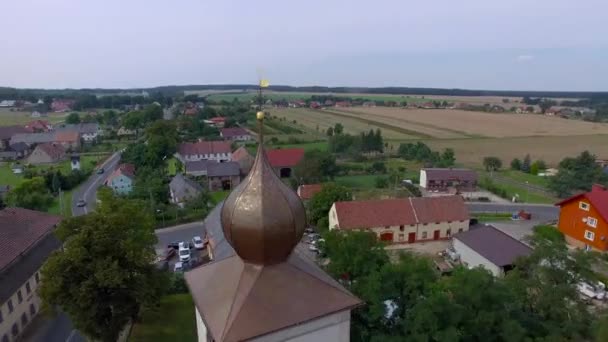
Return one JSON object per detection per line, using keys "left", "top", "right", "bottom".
{"left": 0, "top": 109, "right": 68, "bottom": 126}
{"left": 423, "top": 135, "right": 608, "bottom": 167}
{"left": 336, "top": 107, "right": 608, "bottom": 138}
{"left": 269, "top": 108, "right": 421, "bottom": 139}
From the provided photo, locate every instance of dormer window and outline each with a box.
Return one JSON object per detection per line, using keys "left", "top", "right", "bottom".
{"left": 579, "top": 202, "right": 590, "bottom": 211}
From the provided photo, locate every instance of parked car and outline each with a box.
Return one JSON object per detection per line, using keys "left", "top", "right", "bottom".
{"left": 96, "top": 168, "right": 104, "bottom": 174}
{"left": 174, "top": 262, "right": 184, "bottom": 272}
{"left": 192, "top": 236, "right": 205, "bottom": 250}
{"left": 178, "top": 242, "right": 191, "bottom": 262}
{"left": 167, "top": 241, "right": 180, "bottom": 250}
{"left": 76, "top": 199, "right": 87, "bottom": 207}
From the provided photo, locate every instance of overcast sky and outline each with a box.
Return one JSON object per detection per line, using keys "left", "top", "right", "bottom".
{"left": 1, "top": 0, "right": 607, "bottom": 91}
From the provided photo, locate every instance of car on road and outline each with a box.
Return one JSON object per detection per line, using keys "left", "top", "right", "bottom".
{"left": 193, "top": 236, "right": 205, "bottom": 250}
{"left": 76, "top": 199, "right": 87, "bottom": 207}
{"left": 96, "top": 168, "right": 104, "bottom": 174}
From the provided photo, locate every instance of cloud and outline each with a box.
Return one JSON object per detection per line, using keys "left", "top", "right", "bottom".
{"left": 516, "top": 55, "right": 535, "bottom": 62}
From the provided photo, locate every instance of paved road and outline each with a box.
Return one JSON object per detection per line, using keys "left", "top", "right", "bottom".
{"left": 71, "top": 152, "right": 121, "bottom": 216}
{"left": 467, "top": 202, "right": 559, "bottom": 222}
{"left": 155, "top": 221, "right": 206, "bottom": 250}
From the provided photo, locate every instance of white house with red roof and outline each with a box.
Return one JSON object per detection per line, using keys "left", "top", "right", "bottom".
{"left": 176, "top": 141, "right": 232, "bottom": 163}
{"left": 329, "top": 196, "right": 469, "bottom": 244}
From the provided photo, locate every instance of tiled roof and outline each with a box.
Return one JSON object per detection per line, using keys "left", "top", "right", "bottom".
{"left": 185, "top": 160, "right": 215, "bottom": 173}
{"left": 232, "top": 146, "right": 253, "bottom": 162}
{"left": 37, "top": 143, "right": 66, "bottom": 161}
{"left": 556, "top": 184, "right": 608, "bottom": 223}
{"left": 55, "top": 131, "right": 79, "bottom": 142}
{"left": 266, "top": 148, "right": 305, "bottom": 168}
{"left": 9, "top": 142, "right": 29, "bottom": 152}
{"left": 334, "top": 196, "right": 469, "bottom": 229}
{"left": 297, "top": 184, "right": 323, "bottom": 200}
{"left": 178, "top": 141, "right": 232, "bottom": 156}
{"left": 423, "top": 168, "right": 478, "bottom": 182}
{"left": 454, "top": 225, "right": 532, "bottom": 267}
{"left": 10, "top": 132, "right": 55, "bottom": 145}
{"left": 0, "top": 126, "right": 30, "bottom": 140}
{"left": 220, "top": 127, "right": 250, "bottom": 138}
{"left": 169, "top": 173, "right": 203, "bottom": 200}
{"left": 106, "top": 163, "right": 136, "bottom": 183}
{"left": 0, "top": 208, "right": 61, "bottom": 272}
{"left": 207, "top": 162, "right": 240, "bottom": 177}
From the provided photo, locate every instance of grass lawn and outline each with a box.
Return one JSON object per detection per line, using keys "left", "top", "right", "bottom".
{"left": 210, "top": 190, "right": 229, "bottom": 204}
{"left": 499, "top": 169, "right": 550, "bottom": 188}
{"left": 472, "top": 212, "right": 514, "bottom": 222}
{"left": 167, "top": 157, "right": 179, "bottom": 176}
{"left": 0, "top": 163, "right": 25, "bottom": 187}
{"left": 129, "top": 294, "right": 197, "bottom": 342}
{"left": 490, "top": 181, "right": 556, "bottom": 204}
{"left": 47, "top": 190, "right": 73, "bottom": 217}
{"left": 334, "top": 174, "right": 379, "bottom": 189}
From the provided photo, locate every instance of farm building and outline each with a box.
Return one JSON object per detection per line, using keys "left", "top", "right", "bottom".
{"left": 297, "top": 184, "right": 323, "bottom": 201}
{"left": 176, "top": 141, "right": 232, "bottom": 163}
{"left": 220, "top": 127, "right": 252, "bottom": 142}
{"left": 169, "top": 173, "right": 203, "bottom": 206}
{"left": 266, "top": 148, "right": 305, "bottom": 178}
{"left": 329, "top": 196, "right": 469, "bottom": 244}
{"left": 231, "top": 146, "right": 254, "bottom": 175}
{"left": 419, "top": 168, "right": 478, "bottom": 192}
{"left": 27, "top": 143, "right": 66, "bottom": 165}
{"left": 556, "top": 184, "right": 608, "bottom": 251}
{"left": 452, "top": 225, "right": 532, "bottom": 277}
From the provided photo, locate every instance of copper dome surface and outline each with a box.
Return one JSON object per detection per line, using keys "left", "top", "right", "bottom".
{"left": 221, "top": 134, "right": 306, "bottom": 265}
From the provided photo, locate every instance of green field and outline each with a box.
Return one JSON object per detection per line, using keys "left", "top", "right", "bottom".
{"left": 334, "top": 174, "right": 378, "bottom": 189}
{"left": 204, "top": 91, "right": 444, "bottom": 104}
{"left": 129, "top": 294, "right": 197, "bottom": 342}
{"left": 47, "top": 190, "right": 73, "bottom": 217}
{"left": 210, "top": 190, "right": 229, "bottom": 204}
{"left": 0, "top": 109, "right": 69, "bottom": 126}
{"left": 472, "top": 212, "right": 514, "bottom": 222}
{"left": 498, "top": 169, "right": 550, "bottom": 188}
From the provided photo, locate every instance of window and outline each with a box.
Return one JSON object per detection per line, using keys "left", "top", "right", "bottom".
{"left": 399, "top": 234, "right": 404, "bottom": 241}
{"left": 34, "top": 272, "right": 40, "bottom": 284}
{"left": 384, "top": 226, "right": 390, "bottom": 229}
{"left": 422, "top": 232, "right": 428, "bottom": 239}
{"left": 17, "top": 290, "right": 22, "bottom": 303}
{"left": 587, "top": 217, "right": 598, "bottom": 228}
{"left": 11, "top": 323, "right": 18, "bottom": 337}
{"left": 458, "top": 228, "right": 464, "bottom": 233}
{"left": 26, "top": 281, "right": 31, "bottom": 294}
{"left": 399, "top": 225, "right": 404, "bottom": 232}
{"left": 584, "top": 230, "right": 595, "bottom": 241}
{"left": 7, "top": 299, "right": 13, "bottom": 313}
{"left": 446, "top": 229, "right": 452, "bottom": 237}
{"left": 29, "top": 304, "right": 36, "bottom": 316}
{"left": 423, "top": 223, "right": 428, "bottom": 226}
{"left": 580, "top": 202, "right": 590, "bottom": 211}
{"left": 21, "top": 313, "right": 28, "bottom": 326}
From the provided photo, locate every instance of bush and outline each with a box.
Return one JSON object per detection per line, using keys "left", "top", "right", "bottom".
{"left": 167, "top": 273, "right": 188, "bottom": 294}
{"left": 369, "top": 162, "right": 387, "bottom": 174}
{"left": 375, "top": 177, "right": 389, "bottom": 188}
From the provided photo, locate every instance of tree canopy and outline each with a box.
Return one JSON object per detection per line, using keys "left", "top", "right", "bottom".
{"left": 6, "top": 177, "right": 54, "bottom": 211}
{"left": 293, "top": 149, "right": 338, "bottom": 184}
{"left": 308, "top": 183, "right": 352, "bottom": 227}
{"left": 549, "top": 151, "right": 608, "bottom": 197}
{"left": 39, "top": 195, "right": 168, "bottom": 342}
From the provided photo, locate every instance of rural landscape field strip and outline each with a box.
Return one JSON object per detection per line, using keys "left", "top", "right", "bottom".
{"left": 328, "top": 108, "right": 472, "bottom": 138}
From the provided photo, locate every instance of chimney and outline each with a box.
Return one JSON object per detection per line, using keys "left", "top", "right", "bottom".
{"left": 592, "top": 184, "right": 606, "bottom": 193}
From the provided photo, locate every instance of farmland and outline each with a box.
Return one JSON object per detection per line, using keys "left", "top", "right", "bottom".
{"left": 0, "top": 109, "right": 69, "bottom": 126}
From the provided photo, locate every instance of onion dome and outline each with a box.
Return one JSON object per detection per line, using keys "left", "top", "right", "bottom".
{"left": 221, "top": 111, "right": 306, "bottom": 265}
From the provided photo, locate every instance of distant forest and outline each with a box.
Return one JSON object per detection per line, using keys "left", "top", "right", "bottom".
{"left": 1, "top": 85, "right": 607, "bottom": 100}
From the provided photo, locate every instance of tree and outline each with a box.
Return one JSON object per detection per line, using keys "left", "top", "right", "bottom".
{"left": 326, "top": 127, "right": 334, "bottom": 137}
{"left": 521, "top": 154, "right": 531, "bottom": 173}
{"left": 334, "top": 123, "right": 344, "bottom": 135}
{"left": 439, "top": 148, "right": 455, "bottom": 167}
{"left": 549, "top": 151, "right": 608, "bottom": 197}
{"left": 510, "top": 158, "right": 522, "bottom": 170}
{"left": 293, "top": 150, "right": 338, "bottom": 184}
{"left": 308, "top": 183, "right": 352, "bottom": 226}
{"left": 39, "top": 196, "right": 168, "bottom": 342}
{"left": 369, "top": 162, "right": 386, "bottom": 174}
{"left": 483, "top": 156, "right": 503, "bottom": 171}
{"left": 6, "top": 177, "right": 54, "bottom": 211}
{"left": 102, "top": 110, "right": 118, "bottom": 127}
{"left": 375, "top": 177, "right": 389, "bottom": 188}
{"left": 65, "top": 112, "right": 81, "bottom": 124}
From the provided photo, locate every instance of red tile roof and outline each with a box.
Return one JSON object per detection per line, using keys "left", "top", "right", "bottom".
{"left": 220, "top": 127, "right": 250, "bottom": 138}
{"left": 334, "top": 196, "right": 469, "bottom": 229}
{"left": 25, "top": 120, "right": 51, "bottom": 132}
{"left": 232, "top": 146, "right": 253, "bottom": 162}
{"left": 55, "top": 131, "right": 79, "bottom": 142}
{"left": 117, "top": 163, "right": 135, "bottom": 177}
{"left": 37, "top": 143, "right": 66, "bottom": 161}
{"left": 297, "top": 184, "right": 323, "bottom": 200}
{"left": 210, "top": 117, "right": 226, "bottom": 123}
{"left": 266, "top": 148, "right": 305, "bottom": 168}
{"left": 0, "top": 208, "right": 61, "bottom": 271}
{"left": 178, "top": 141, "right": 232, "bottom": 156}
{"left": 556, "top": 184, "right": 608, "bottom": 223}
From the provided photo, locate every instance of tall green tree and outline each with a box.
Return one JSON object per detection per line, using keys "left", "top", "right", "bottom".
{"left": 39, "top": 195, "right": 168, "bottom": 342}
{"left": 65, "top": 112, "right": 81, "bottom": 124}
{"left": 6, "top": 177, "right": 54, "bottom": 211}
{"left": 510, "top": 158, "right": 522, "bottom": 170}
{"left": 334, "top": 123, "right": 344, "bottom": 135}
{"left": 521, "top": 154, "right": 531, "bottom": 173}
{"left": 483, "top": 156, "right": 503, "bottom": 171}
{"left": 549, "top": 151, "right": 608, "bottom": 197}
{"left": 308, "top": 183, "right": 351, "bottom": 227}
{"left": 293, "top": 149, "right": 338, "bottom": 184}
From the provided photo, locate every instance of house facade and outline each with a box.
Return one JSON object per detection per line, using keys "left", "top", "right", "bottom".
{"left": 420, "top": 168, "right": 478, "bottom": 192}
{"left": 329, "top": 196, "right": 469, "bottom": 244}
{"left": 220, "top": 127, "right": 252, "bottom": 142}
{"left": 0, "top": 208, "right": 62, "bottom": 342}
{"left": 27, "top": 143, "right": 66, "bottom": 165}
{"left": 207, "top": 162, "right": 241, "bottom": 191}
{"left": 176, "top": 141, "right": 232, "bottom": 163}
{"left": 266, "top": 148, "right": 305, "bottom": 178}
{"left": 169, "top": 174, "right": 203, "bottom": 205}
{"left": 105, "top": 164, "right": 135, "bottom": 195}
{"left": 556, "top": 184, "right": 608, "bottom": 251}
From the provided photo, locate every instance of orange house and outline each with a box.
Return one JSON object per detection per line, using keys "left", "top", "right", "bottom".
{"left": 556, "top": 184, "right": 608, "bottom": 251}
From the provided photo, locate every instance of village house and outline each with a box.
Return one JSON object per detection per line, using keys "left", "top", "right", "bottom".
{"left": 266, "top": 148, "right": 305, "bottom": 178}
{"left": 452, "top": 225, "right": 532, "bottom": 277}
{"left": 297, "top": 184, "right": 323, "bottom": 201}
{"left": 288, "top": 100, "right": 306, "bottom": 108}
{"left": 203, "top": 116, "right": 226, "bottom": 128}
{"left": 545, "top": 107, "right": 560, "bottom": 116}
{"left": 231, "top": 146, "right": 254, "bottom": 175}
{"left": 24, "top": 120, "right": 52, "bottom": 132}
{"left": 0, "top": 143, "right": 30, "bottom": 161}
{"left": 219, "top": 127, "right": 252, "bottom": 142}
{"left": 184, "top": 160, "right": 214, "bottom": 177}
{"left": 0, "top": 126, "right": 30, "bottom": 151}
{"left": 329, "top": 196, "right": 470, "bottom": 244}
{"left": 420, "top": 168, "right": 478, "bottom": 192}
{"left": 27, "top": 143, "right": 66, "bottom": 165}
{"left": 169, "top": 173, "right": 203, "bottom": 206}
{"left": 55, "top": 123, "right": 102, "bottom": 142}
{"left": 207, "top": 162, "right": 241, "bottom": 191}
{"left": 556, "top": 184, "right": 608, "bottom": 251}
{"left": 0, "top": 208, "right": 62, "bottom": 342}
{"left": 334, "top": 101, "right": 351, "bottom": 108}
{"left": 309, "top": 101, "right": 321, "bottom": 109}
{"left": 116, "top": 126, "right": 136, "bottom": 137}
{"left": 0, "top": 100, "right": 15, "bottom": 107}
{"left": 9, "top": 133, "right": 54, "bottom": 148}
{"left": 54, "top": 131, "right": 80, "bottom": 150}
{"left": 105, "top": 163, "right": 136, "bottom": 195}
{"left": 362, "top": 101, "right": 376, "bottom": 107}
{"left": 176, "top": 141, "right": 232, "bottom": 163}
{"left": 50, "top": 99, "right": 75, "bottom": 112}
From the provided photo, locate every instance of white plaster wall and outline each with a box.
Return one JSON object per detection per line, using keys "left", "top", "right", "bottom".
{"left": 251, "top": 310, "right": 351, "bottom": 342}
{"left": 195, "top": 307, "right": 208, "bottom": 342}
{"left": 419, "top": 170, "right": 428, "bottom": 188}
{"left": 328, "top": 204, "right": 339, "bottom": 230}
{"left": 453, "top": 238, "right": 502, "bottom": 277}
{"left": 0, "top": 270, "right": 43, "bottom": 342}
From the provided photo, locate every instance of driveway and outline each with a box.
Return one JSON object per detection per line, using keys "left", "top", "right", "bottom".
{"left": 467, "top": 202, "right": 558, "bottom": 222}
{"left": 71, "top": 152, "right": 121, "bottom": 216}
